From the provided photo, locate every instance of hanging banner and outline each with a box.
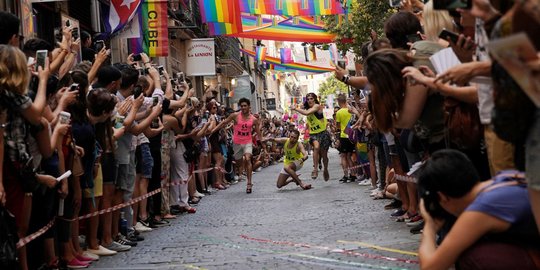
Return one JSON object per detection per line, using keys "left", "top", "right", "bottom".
{"left": 141, "top": 0, "right": 168, "bottom": 57}
{"left": 185, "top": 38, "right": 216, "bottom": 76}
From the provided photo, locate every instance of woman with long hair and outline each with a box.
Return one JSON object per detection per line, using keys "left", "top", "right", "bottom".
{"left": 291, "top": 93, "right": 331, "bottom": 181}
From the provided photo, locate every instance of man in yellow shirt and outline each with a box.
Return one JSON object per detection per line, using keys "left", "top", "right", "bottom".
{"left": 334, "top": 94, "right": 356, "bottom": 183}
{"left": 270, "top": 130, "right": 312, "bottom": 190}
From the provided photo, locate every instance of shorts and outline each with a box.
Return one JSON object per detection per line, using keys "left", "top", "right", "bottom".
{"left": 280, "top": 159, "right": 304, "bottom": 175}
{"left": 136, "top": 143, "right": 154, "bottom": 179}
{"left": 101, "top": 152, "right": 117, "bottom": 183}
{"left": 233, "top": 143, "right": 253, "bottom": 160}
{"left": 84, "top": 164, "right": 103, "bottom": 198}
{"left": 115, "top": 152, "right": 136, "bottom": 192}
{"left": 309, "top": 131, "right": 331, "bottom": 151}
{"left": 338, "top": 138, "right": 355, "bottom": 153}
{"left": 526, "top": 109, "right": 540, "bottom": 191}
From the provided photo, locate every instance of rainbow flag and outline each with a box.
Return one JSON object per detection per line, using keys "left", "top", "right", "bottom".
{"left": 242, "top": 49, "right": 334, "bottom": 73}
{"left": 255, "top": 46, "right": 267, "bottom": 63}
{"left": 239, "top": 0, "right": 351, "bottom": 16}
{"left": 280, "top": 48, "right": 293, "bottom": 64}
{"left": 200, "top": 0, "right": 243, "bottom": 35}
{"left": 230, "top": 15, "right": 335, "bottom": 43}
{"left": 141, "top": 0, "right": 168, "bottom": 57}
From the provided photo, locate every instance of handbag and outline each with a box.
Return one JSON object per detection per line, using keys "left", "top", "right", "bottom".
{"left": 0, "top": 207, "right": 18, "bottom": 268}
{"left": 444, "top": 97, "right": 483, "bottom": 150}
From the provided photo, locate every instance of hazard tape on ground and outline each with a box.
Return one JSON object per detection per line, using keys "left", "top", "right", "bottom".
{"left": 17, "top": 166, "right": 228, "bottom": 249}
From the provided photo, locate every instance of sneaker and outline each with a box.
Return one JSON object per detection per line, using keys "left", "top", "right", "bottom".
{"left": 357, "top": 179, "right": 371, "bottom": 186}
{"left": 127, "top": 231, "right": 145, "bottom": 242}
{"left": 86, "top": 245, "right": 117, "bottom": 256}
{"left": 81, "top": 251, "right": 100, "bottom": 261}
{"left": 339, "top": 176, "right": 348, "bottom": 183}
{"left": 103, "top": 241, "right": 130, "bottom": 252}
{"left": 134, "top": 222, "right": 152, "bottom": 232}
{"left": 390, "top": 208, "right": 407, "bottom": 217}
{"left": 194, "top": 191, "right": 205, "bottom": 198}
{"left": 369, "top": 189, "right": 380, "bottom": 197}
{"left": 255, "top": 167, "right": 262, "bottom": 172}
{"left": 346, "top": 176, "right": 355, "bottom": 183}
{"left": 75, "top": 255, "right": 94, "bottom": 263}
{"left": 384, "top": 199, "right": 402, "bottom": 210}
{"left": 66, "top": 258, "right": 89, "bottom": 269}
{"left": 406, "top": 215, "right": 424, "bottom": 227}
{"left": 356, "top": 174, "right": 366, "bottom": 181}
{"left": 410, "top": 220, "right": 424, "bottom": 234}
{"left": 234, "top": 175, "right": 239, "bottom": 181}
{"left": 116, "top": 234, "right": 137, "bottom": 247}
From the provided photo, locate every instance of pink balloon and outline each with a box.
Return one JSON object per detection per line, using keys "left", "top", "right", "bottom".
{"left": 292, "top": 114, "right": 298, "bottom": 120}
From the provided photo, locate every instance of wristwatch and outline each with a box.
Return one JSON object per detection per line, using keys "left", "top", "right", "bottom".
{"left": 341, "top": 74, "right": 350, "bottom": 84}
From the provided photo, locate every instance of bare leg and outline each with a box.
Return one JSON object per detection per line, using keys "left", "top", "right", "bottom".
{"left": 212, "top": 152, "right": 224, "bottom": 187}
{"left": 283, "top": 164, "right": 311, "bottom": 190}
{"left": 244, "top": 153, "right": 253, "bottom": 188}
{"left": 101, "top": 183, "right": 115, "bottom": 245}
{"left": 86, "top": 197, "right": 102, "bottom": 250}
{"left": 132, "top": 174, "right": 141, "bottom": 226}
{"left": 311, "top": 140, "right": 320, "bottom": 179}
{"left": 276, "top": 173, "right": 292, "bottom": 188}
{"left": 111, "top": 189, "right": 124, "bottom": 238}
{"left": 321, "top": 149, "right": 329, "bottom": 181}
{"left": 138, "top": 177, "right": 149, "bottom": 221}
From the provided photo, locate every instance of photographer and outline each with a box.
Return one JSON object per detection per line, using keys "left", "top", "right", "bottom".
{"left": 417, "top": 149, "right": 540, "bottom": 270}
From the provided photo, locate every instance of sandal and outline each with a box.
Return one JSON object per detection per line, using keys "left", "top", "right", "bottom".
{"left": 311, "top": 169, "right": 318, "bottom": 180}
{"left": 301, "top": 184, "right": 312, "bottom": 190}
{"left": 213, "top": 184, "right": 227, "bottom": 190}
{"left": 323, "top": 169, "right": 329, "bottom": 181}
{"left": 246, "top": 183, "right": 253, "bottom": 194}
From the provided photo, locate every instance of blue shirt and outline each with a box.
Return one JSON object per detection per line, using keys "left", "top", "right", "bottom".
{"left": 466, "top": 170, "right": 540, "bottom": 247}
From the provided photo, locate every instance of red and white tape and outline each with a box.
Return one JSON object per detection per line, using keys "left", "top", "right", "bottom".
{"left": 17, "top": 166, "right": 227, "bottom": 249}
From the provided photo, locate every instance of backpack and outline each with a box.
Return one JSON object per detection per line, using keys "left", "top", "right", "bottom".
{"left": 491, "top": 61, "right": 536, "bottom": 144}
{"left": 444, "top": 97, "right": 483, "bottom": 150}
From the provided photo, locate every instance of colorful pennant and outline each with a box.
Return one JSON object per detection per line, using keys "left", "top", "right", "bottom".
{"left": 255, "top": 46, "right": 267, "bottom": 63}
{"left": 241, "top": 48, "right": 334, "bottom": 73}
{"left": 280, "top": 48, "right": 293, "bottom": 64}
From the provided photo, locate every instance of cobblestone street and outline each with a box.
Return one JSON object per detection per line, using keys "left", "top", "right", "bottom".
{"left": 91, "top": 149, "right": 420, "bottom": 270}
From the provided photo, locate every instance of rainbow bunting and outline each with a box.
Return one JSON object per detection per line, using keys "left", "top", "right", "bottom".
{"left": 241, "top": 48, "right": 334, "bottom": 73}
{"left": 239, "top": 0, "right": 350, "bottom": 16}
{"left": 255, "top": 46, "right": 267, "bottom": 63}
{"left": 141, "top": 0, "right": 168, "bottom": 57}
{"left": 231, "top": 15, "right": 335, "bottom": 43}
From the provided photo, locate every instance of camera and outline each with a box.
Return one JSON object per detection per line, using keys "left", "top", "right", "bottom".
{"left": 36, "top": 50, "right": 48, "bottom": 70}
{"left": 177, "top": 72, "right": 185, "bottom": 82}
{"left": 158, "top": 66, "right": 164, "bottom": 76}
{"left": 132, "top": 54, "right": 142, "bottom": 61}
{"left": 65, "top": 20, "right": 70, "bottom": 27}
{"left": 95, "top": 40, "right": 105, "bottom": 52}
{"left": 133, "top": 85, "right": 143, "bottom": 98}
{"left": 70, "top": 83, "right": 79, "bottom": 91}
